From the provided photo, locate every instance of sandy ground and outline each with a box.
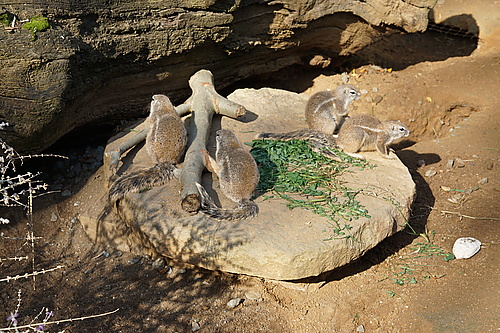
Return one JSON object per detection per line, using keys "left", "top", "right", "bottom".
{"left": 1, "top": 24, "right": 499, "bottom": 333}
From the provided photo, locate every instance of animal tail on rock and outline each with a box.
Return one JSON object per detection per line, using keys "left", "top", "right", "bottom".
{"left": 195, "top": 182, "right": 258, "bottom": 221}
{"left": 109, "top": 162, "right": 177, "bottom": 203}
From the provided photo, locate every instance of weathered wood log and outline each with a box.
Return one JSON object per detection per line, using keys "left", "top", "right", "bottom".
{"left": 102, "top": 69, "right": 246, "bottom": 209}
{"left": 179, "top": 69, "right": 247, "bottom": 212}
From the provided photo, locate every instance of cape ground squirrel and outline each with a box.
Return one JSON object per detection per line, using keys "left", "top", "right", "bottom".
{"left": 257, "top": 84, "right": 359, "bottom": 156}
{"left": 195, "top": 129, "right": 260, "bottom": 220}
{"left": 305, "top": 84, "right": 360, "bottom": 135}
{"left": 336, "top": 114, "right": 410, "bottom": 159}
{"left": 257, "top": 114, "right": 410, "bottom": 160}
{"left": 109, "top": 94, "right": 188, "bottom": 202}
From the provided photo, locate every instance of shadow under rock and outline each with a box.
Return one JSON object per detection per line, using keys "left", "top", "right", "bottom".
{"left": 344, "top": 14, "right": 478, "bottom": 71}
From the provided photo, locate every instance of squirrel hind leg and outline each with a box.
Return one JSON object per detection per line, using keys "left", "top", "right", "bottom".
{"left": 375, "top": 137, "right": 395, "bottom": 159}
{"left": 344, "top": 151, "right": 366, "bottom": 160}
{"left": 195, "top": 182, "right": 218, "bottom": 210}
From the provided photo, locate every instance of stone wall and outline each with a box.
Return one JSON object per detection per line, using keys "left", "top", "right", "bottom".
{"left": 0, "top": 0, "right": 435, "bottom": 152}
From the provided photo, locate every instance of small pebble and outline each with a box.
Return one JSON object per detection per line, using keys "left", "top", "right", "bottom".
{"left": 478, "top": 177, "right": 488, "bottom": 185}
{"left": 372, "top": 95, "right": 383, "bottom": 104}
{"left": 128, "top": 256, "right": 142, "bottom": 265}
{"left": 416, "top": 159, "right": 426, "bottom": 167}
{"left": 191, "top": 321, "right": 201, "bottom": 332}
{"left": 50, "top": 212, "right": 58, "bottom": 222}
{"left": 453, "top": 237, "right": 481, "bottom": 259}
{"left": 245, "top": 291, "right": 263, "bottom": 301}
{"left": 159, "top": 266, "right": 173, "bottom": 275}
{"left": 357, "top": 325, "right": 365, "bottom": 332}
{"left": 360, "top": 89, "right": 368, "bottom": 94}
{"left": 152, "top": 257, "right": 166, "bottom": 270}
{"left": 227, "top": 298, "right": 243, "bottom": 308}
{"left": 446, "top": 159, "right": 454, "bottom": 168}
{"left": 448, "top": 193, "right": 464, "bottom": 204}
{"left": 425, "top": 169, "right": 437, "bottom": 177}
{"left": 372, "top": 87, "right": 378, "bottom": 93}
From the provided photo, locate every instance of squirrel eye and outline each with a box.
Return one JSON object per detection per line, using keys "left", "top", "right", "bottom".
{"left": 399, "top": 127, "right": 406, "bottom": 132}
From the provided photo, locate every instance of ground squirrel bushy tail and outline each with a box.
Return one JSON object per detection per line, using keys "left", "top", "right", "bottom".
{"left": 109, "top": 162, "right": 177, "bottom": 203}
{"left": 256, "top": 129, "right": 339, "bottom": 159}
{"left": 195, "top": 182, "right": 258, "bottom": 221}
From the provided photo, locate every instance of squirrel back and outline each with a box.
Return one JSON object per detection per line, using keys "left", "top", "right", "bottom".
{"left": 197, "top": 129, "right": 260, "bottom": 220}
{"left": 305, "top": 85, "right": 360, "bottom": 135}
{"left": 336, "top": 114, "right": 410, "bottom": 159}
{"left": 109, "top": 94, "right": 187, "bottom": 203}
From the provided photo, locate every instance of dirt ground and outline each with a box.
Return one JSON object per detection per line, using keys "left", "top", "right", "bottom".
{"left": 1, "top": 27, "right": 499, "bottom": 332}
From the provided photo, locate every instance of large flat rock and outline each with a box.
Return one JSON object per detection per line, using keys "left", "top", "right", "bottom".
{"left": 78, "top": 88, "right": 415, "bottom": 280}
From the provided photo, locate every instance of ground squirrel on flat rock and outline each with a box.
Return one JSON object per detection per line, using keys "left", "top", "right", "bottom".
{"left": 257, "top": 84, "right": 359, "bottom": 157}
{"left": 196, "top": 129, "right": 260, "bottom": 221}
{"left": 305, "top": 84, "right": 360, "bottom": 135}
{"left": 257, "top": 114, "right": 409, "bottom": 160}
{"left": 336, "top": 114, "right": 410, "bottom": 159}
{"left": 108, "top": 94, "right": 188, "bottom": 202}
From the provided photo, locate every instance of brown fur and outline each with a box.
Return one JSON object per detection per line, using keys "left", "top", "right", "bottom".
{"left": 109, "top": 94, "right": 187, "bottom": 203}
{"left": 336, "top": 114, "right": 410, "bottom": 159}
{"left": 196, "top": 129, "right": 260, "bottom": 220}
{"left": 305, "top": 84, "right": 360, "bottom": 135}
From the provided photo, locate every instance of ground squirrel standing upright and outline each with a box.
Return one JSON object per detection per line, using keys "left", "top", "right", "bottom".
{"left": 305, "top": 84, "right": 360, "bottom": 135}
{"left": 108, "top": 94, "right": 188, "bottom": 202}
{"left": 336, "top": 114, "right": 410, "bottom": 159}
{"left": 195, "top": 129, "right": 260, "bottom": 221}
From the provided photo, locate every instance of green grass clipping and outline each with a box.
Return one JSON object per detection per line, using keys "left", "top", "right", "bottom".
{"left": 249, "top": 139, "right": 373, "bottom": 240}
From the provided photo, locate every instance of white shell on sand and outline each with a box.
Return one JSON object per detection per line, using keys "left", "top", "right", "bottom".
{"left": 452, "top": 237, "right": 481, "bottom": 259}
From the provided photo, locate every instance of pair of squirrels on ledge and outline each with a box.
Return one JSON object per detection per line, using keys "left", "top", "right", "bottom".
{"left": 107, "top": 95, "right": 259, "bottom": 221}
{"left": 109, "top": 85, "right": 410, "bottom": 221}
{"left": 257, "top": 84, "right": 410, "bottom": 160}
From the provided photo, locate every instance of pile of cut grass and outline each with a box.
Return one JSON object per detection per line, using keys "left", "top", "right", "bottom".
{"left": 249, "top": 139, "right": 373, "bottom": 239}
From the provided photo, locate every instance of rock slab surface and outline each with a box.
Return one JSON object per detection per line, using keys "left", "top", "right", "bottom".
{"left": 79, "top": 88, "right": 416, "bottom": 280}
